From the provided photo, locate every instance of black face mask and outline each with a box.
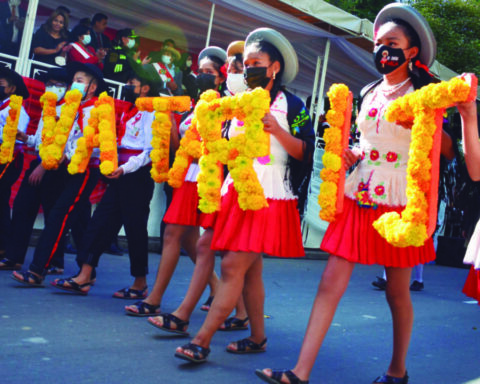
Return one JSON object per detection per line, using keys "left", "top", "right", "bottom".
{"left": 122, "top": 85, "right": 140, "bottom": 103}
{"left": 244, "top": 67, "right": 271, "bottom": 89}
{"left": 0, "top": 86, "right": 7, "bottom": 101}
{"left": 373, "top": 45, "right": 407, "bottom": 75}
{"left": 196, "top": 73, "right": 216, "bottom": 94}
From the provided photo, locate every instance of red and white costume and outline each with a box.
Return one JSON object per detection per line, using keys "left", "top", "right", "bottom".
{"left": 321, "top": 83, "right": 436, "bottom": 267}
{"left": 463, "top": 222, "right": 480, "bottom": 304}
{"left": 211, "top": 91, "right": 304, "bottom": 258}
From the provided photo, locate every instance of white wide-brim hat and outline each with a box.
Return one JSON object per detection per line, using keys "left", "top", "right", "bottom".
{"left": 198, "top": 46, "right": 227, "bottom": 66}
{"left": 245, "top": 27, "right": 298, "bottom": 84}
{"left": 374, "top": 3, "right": 436, "bottom": 68}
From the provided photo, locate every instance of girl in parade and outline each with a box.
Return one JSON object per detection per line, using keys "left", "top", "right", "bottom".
{"left": 0, "top": 67, "right": 30, "bottom": 261}
{"left": 458, "top": 101, "right": 480, "bottom": 305}
{"left": 144, "top": 40, "right": 250, "bottom": 335}
{"left": 256, "top": 4, "right": 473, "bottom": 384}
{"left": 50, "top": 72, "right": 157, "bottom": 296}
{"left": 174, "top": 27, "right": 315, "bottom": 363}
{"left": 12, "top": 62, "right": 105, "bottom": 286}
{"left": 124, "top": 46, "right": 228, "bottom": 316}
{"left": 0, "top": 68, "right": 69, "bottom": 273}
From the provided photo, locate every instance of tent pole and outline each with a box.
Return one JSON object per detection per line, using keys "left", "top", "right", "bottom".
{"left": 314, "top": 38, "right": 331, "bottom": 133}
{"left": 15, "top": 0, "right": 39, "bottom": 76}
{"left": 309, "top": 55, "right": 321, "bottom": 124}
{"left": 205, "top": 3, "right": 216, "bottom": 48}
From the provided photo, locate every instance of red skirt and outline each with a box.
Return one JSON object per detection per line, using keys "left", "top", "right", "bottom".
{"left": 211, "top": 184, "right": 304, "bottom": 258}
{"left": 163, "top": 181, "right": 216, "bottom": 228}
{"left": 462, "top": 266, "right": 480, "bottom": 304}
{"left": 321, "top": 197, "right": 436, "bottom": 267}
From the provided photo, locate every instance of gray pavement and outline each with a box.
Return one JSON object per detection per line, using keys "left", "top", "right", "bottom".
{"left": 1, "top": 248, "right": 479, "bottom": 384}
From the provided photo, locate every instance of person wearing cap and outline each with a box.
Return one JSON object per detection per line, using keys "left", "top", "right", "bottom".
{"left": 31, "top": 10, "right": 69, "bottom": 66}
{"left": 12, "top": 62, "right": 106, "bottom": 287}
{"left": 175, "top": 28, "right": 314, "bottom": 364}
{"left": 144, "top": 41, "right": 250, "bottom": 334}
{"left": 51, "top": 72, "right": 157, "bottom": 296}
{"left": 67, "top": 24, "right": 105, "bottom": 69}
{"left": 103, "top": 29, "right": 147, "bottom": 83}
{"left": 146, "top": 44, "right": 183, "bottom": 96}
{"left": 0, "top": 67, "right": 29, "bottom": 260}
{"left": 0, "top": 68, "right": 69, "bottom": 272}
{"left": 124, "top": 46, "right": 228, "bottom": 318}
{"left": 255, "top": 4, "right": 458, "bottom": 384}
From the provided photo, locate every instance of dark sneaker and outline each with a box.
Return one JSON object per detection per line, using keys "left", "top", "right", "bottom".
{"left": 372, "top": 276, "right": 387, "bottom": 290}
{"left": 410, "top": 280, "right": 424, "bottom": 291}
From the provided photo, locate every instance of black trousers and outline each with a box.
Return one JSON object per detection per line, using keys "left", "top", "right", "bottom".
{"left": 7, "top": 158, "right": 65, "bottom": 266}
{"left": 0, "top": 152, "right": 24, "bottom": 251}
{"left": 76, "top": 165, "right": 154, "bottom": 277}
{"left": 29, "top": 166, "right": 100, "bottom": 276}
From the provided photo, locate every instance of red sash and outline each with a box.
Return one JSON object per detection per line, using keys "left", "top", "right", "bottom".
{"left": 118, "top": 106, "right": 140, "bottom": 145}
{"left": 0, "top": 99, "right": 10, "bottom": 112}
{"left": 155, "top": 62, "right": 175, "bottom": 82}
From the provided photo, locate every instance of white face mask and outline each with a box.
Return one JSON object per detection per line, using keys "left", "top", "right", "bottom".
{"left": 162, "top": 55, "right": 172, "bottom": 65}
{"left": 46, "top": 86, "right": 67, "bottom": 101}
{"left": 82, "top": 34, "right": 91, "bottom": 45}
{"left": 185, "top": 60, "right": 192, "bottom": 68}
{"left": 126, "top": 38, "right": 136, "bottom": 49}
{"left": 226, "top": 73, "right": 248, "bottom": 95}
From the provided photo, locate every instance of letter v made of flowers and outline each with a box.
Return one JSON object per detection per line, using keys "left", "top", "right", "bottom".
{"left": 136, "top": 96, "right": 191, "bottom": 183}
{"left": 194, "top": 88, "right": 271, "bottom": 213}
{"left": 374, "top": 74, "right": 478, "bottom": 247}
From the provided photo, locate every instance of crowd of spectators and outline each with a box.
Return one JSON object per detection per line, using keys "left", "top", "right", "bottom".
{"left": 0, "top": 4, "right": 196, "bottom": 97}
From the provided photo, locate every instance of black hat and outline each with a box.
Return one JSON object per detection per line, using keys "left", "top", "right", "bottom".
{"left": 0, "top": 66, "right": 29, "bottom": 99}
{"left": 67, "top": 62, "right": 107, "bottom": 95}
{"left": 38, "top": 67, "right": 69, "bottom": 84}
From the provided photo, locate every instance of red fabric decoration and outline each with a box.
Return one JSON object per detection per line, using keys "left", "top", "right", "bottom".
{"left": 415, "top": 60, "right": 434, "bottom": 77}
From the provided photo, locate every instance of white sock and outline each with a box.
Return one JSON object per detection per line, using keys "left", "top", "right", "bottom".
{"left": 413, "top": 264, "right": 424, "bottom": 283}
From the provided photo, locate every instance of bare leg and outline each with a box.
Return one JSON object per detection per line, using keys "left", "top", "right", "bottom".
{"left": 171, "top": 229, "right": 217, "bottom": 321}
{"left": 384, "top": 266, "right": 413, "bottom": 378}
{"left": 227, "top": 255, "right": 264, "bottom": 350}
{"left": 260, "top": 255, "right": 355, "bottom": 382}
{"left": 176, "top": 251, "right": 260, "bottom": 356}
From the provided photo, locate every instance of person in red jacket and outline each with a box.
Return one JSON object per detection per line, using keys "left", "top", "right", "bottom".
{"left": 67, "top": 24, "right": 105, "bottom": 69}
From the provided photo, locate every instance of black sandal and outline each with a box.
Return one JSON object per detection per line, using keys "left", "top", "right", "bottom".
{"left": 255, "top": 369, "right": 309, "bottom": 384}
{"left": 200, "top": 295, "right": 214, "bottom": 311}
{"left": 50, "top": 277, "right": 91, "bottom": 295}
{"left": 219, "top": 316, "right": 249, "bottom": 331}
{"left": 148, "top": 313, "right": 189, "bottom": 336}
{"left": 11, "top": 271, "right": 44, "bottom": 287}
{"left": 113, "top": 286, "right": 148, "bottom": 299}
{"left": 372, "top": 372, "right": 409, "bottom": 383}
{"left": 174, "top": 342, "right": 210, "bottom": 363}
{"left": 226, "top": 337, "right": 267, "bottom": 354}
{"left": 0, "top": 258, "right": 21, "bottom": 271}
{"left": 125, "top": 301, "right": 160, "bottom": 317}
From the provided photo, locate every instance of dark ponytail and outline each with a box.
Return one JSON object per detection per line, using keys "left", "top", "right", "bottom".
{"left": 390, "top": 18, "right": 434, "bottom": 89}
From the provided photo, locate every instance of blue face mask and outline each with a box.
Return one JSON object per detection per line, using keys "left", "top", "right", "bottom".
{"left": 71, "top": 82, "right": 86, "bottom": 98}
